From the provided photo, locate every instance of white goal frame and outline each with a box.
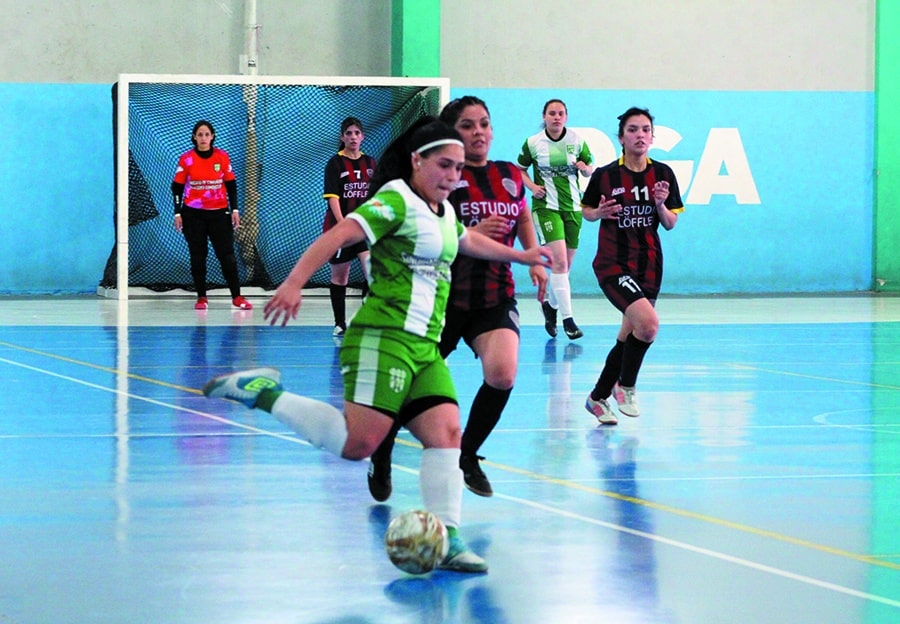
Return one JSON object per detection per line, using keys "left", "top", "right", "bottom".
{"left": 102, "top": 73, "right": 451, "bottom": 301}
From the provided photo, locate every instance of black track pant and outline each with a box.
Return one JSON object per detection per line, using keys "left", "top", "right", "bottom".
{"left": 181, "top": 208, "right": 240, "bottom": 298}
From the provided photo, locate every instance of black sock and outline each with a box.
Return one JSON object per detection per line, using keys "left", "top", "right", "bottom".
{"left": 591, "top": 340, "right": 625, "bottom": 400}
{"left": 371, "top": 420, "right": 401, "bottom": 464}
{"left": 329, "top": 283, "right": 347, "bottom": 327}
{"left": 620, "top": 333, "right": 652, "bottom": 387}
{"left": 461, "top": 383, "right": 511, "bottom": 457}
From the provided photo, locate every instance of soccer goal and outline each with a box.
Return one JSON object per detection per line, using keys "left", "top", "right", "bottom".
{"left": 99, "top": 73, "right": 450, "bottom": 300}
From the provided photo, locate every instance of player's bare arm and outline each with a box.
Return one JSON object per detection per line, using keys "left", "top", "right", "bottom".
{"left": 265, "top": 219, "right": 367, "bottom": 326}
{"left": 582, "top": 196, "right": 620, "bottom": 222}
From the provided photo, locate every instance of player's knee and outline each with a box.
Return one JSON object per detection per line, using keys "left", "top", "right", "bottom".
{"left": 634, "top": 319, "right": 659, "bottom": 342}
{"left": 341, "top": 435, "right": 377, "bottom": 461}
{"left": 485, "top": 368, "right": 516, "bottom": 390}
{"left": 420, "top": 420, "right": 461, "bottom": 450}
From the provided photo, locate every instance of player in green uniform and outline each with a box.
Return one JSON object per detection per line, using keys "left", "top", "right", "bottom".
{"left": 202, "top": 118, "right": 551, "bottom": 574}
{"left": 517, "top": 99, "right": 593, "bottom": 340}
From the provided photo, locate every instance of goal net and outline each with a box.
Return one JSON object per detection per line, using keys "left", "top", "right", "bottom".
{"left": 100, "top": 74, "right": 449, "bottom": 299}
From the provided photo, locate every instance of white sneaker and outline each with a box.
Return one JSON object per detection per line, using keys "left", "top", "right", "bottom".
{"left": 585, "top": 395, "right": 617, "bottom": 425}
{"left": 612, "top": 383, "right": 640, "bottom": 417}
{"left": 202, "top": 367, "right": 282, "bottom": 408}
{"left": 332, "top": 324, "right": 346, "bottom": 337}
{"left": 438, "top": 535, "right": 488, "bottom": 573}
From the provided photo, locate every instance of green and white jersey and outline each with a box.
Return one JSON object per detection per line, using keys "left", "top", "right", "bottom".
{"left": 516, "top": 128, "right": 592, "bottom": 212}
{"left": 347, "top": 179, "right": 466, "bottom": 342}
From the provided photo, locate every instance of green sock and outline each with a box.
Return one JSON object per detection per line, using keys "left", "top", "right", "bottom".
{"left": 255, "top": 389, "right": 283, "bottom": 412}
{"left": 446, "top": 526, "right": 459, "bottom": 540}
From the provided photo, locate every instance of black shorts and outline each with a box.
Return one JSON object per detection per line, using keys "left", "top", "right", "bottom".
{"left": 329, "top": 241, "right": 368, "bottom": 265}
{"left": 600, "top": 274, "right": 658, "bottom": 314}
{"left": 439, "top": 299, "right": 520, "bottom": 359}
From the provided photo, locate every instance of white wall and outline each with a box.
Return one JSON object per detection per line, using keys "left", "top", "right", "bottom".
{"left": 0, "top": 0, "right": 392, "bottom": 82}
{"left": 1, "top": 1, "right": 873, "bottom": 89}
{"left": 441, "top": 1, "right": 873, "bottom": 91}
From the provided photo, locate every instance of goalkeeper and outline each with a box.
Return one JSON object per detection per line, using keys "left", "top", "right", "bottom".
{"left": 172, "top": 120, "right": 252, "bottom": 311}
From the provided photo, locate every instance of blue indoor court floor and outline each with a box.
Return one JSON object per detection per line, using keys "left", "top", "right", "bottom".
{"left": 0, "top": 294, "right": 898, "bottom": 624}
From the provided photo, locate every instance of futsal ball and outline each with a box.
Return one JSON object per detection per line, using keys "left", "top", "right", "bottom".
{"left": 384, "top": 510, "right": 449, "bottom": 574}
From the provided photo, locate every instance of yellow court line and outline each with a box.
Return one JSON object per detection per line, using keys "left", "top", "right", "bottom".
{"left": 0, "top": 340, "right": 203, "bottom": 395}
{"left": 390, "top": 443, "right": 899, "bottom": 570}
{"left": 478, "top": 455, "right": 900, "bottom": 570}
{"left": 4, "top": 339, "right": 899, "bottom": 572}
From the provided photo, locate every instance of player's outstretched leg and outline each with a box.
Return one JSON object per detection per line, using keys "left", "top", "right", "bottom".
{"left": 203, "top": 367, "right": 282, "bottom": 408}
{"left": 204, "top": 368, "right": 349, "bottom": 457}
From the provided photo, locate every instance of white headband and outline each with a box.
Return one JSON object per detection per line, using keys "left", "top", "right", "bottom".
{"left": 414, "top": 138, "right": 463, "bottom": 155}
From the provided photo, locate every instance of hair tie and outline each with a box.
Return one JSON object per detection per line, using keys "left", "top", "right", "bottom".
{"left": 413, "top": 138, "right": 463, "bottom": 155}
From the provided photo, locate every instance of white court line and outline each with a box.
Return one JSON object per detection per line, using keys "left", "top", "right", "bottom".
{"left": 0, "top": 356, "right": 312, "bottom": 448}
{"left": 0, "top": 432, "right": 268, "bottom": 440}
{"left": 493, "top": 494, "right": 900, "bottom": 609}
{"left": 3, "top": 355, "right": 898, "bottom": 611}
{"left": 505, "top": 472, "right": 900, "bottom": 484}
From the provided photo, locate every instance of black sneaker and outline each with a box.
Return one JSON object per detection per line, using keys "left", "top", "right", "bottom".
{"left": 460, "top": 455, "right": 493, "bottom": 497}
{"left": 367, "top": 454, "right": 392, "bottom": 502}
{"left": 563, "top": 318, "right": 583, "bottom": 340}
{"left": 541, "top": 301, "right": 558, "bottom": 338}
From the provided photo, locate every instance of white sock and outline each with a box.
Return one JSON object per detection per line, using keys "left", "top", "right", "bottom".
{"left": 550, "top": 272, "right": 573, "bottom": 320}
{"left": 269, "top": 392, "right": 348, "bottom": 456}
{"left": 419, "top": 447, "right": 462, "bottom": 529}
{"left": 546, "top": 280, "right": 558, "bottom": 308}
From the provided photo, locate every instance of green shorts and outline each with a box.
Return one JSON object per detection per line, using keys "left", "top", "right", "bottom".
{"left": 339, "top": 326, "right": 457, "bottom": 419}
{"left": 532, "top": 207, "right": 583, "bottom": 249}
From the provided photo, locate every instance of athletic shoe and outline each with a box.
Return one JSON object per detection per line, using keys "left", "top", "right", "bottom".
{"left": 438, "top": 534, "right": 488, "bottom": 573}
{"left": 612, "top": 382, "right": 640, "bottom": 417}
{"left": 459, "top": 454, "right": 493, "bottom": 497}
{"left": 232, "top": 295, "right": 253, "bottom": 310}
{"left": 367, "top": 454, "right": 392, "bottom": 502}
{"left": 541, "top": 301, "right": 558, "bottom": 338}
{"left": 332, "top": 323, "right": 346, "bottom": 337}
{"left": 202, "top": 367, "right": 282, "bottom": 408}
{"left": 194, "top": 297, "right": 208, "bottom": 310}
{"left": 585, "top": 395, "right": 618, "bottom": 425}
{"left": 562, "top": 318, "right": 583, "bottom": 340}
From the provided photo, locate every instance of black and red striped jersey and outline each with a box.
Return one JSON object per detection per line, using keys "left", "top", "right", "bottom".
{"left": 322, "top": 152, "right": 376, "bottom": 231}
{"left": 448, "top": 161, "right": 527, "bottom": 311}
{"left": 581, "top": 157, "right": 684, "bottom": 292}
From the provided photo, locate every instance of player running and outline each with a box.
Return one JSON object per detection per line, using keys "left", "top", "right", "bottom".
{"left": 580, "top": 106, "right": 684, "bottom": 424}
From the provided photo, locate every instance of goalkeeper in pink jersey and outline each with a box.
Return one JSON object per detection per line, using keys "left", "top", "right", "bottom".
{"left": 172, "top": 120, "right": 252, "bottom": 311}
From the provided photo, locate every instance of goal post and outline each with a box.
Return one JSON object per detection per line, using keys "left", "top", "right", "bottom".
{"left": 100, "top": 73, "right": 450, "bottom": 300}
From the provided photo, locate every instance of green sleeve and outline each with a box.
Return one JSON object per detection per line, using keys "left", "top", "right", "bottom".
{"left": 516, "top": 139, "right": 532, "bottom": 169}
{"left": 579, "top": 140, "right": 593, "bottom": 165}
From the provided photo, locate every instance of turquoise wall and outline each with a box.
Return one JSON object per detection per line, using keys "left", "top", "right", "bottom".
{"left": 0, "top": 84, "right": 873, "bottom": 295}
{"left": 2, "top": 83, "right": 113, "bottom": 293}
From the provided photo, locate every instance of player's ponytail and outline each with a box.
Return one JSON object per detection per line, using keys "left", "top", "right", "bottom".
{"left": 367, "top": 116, "right": 461, "bottom": 198}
